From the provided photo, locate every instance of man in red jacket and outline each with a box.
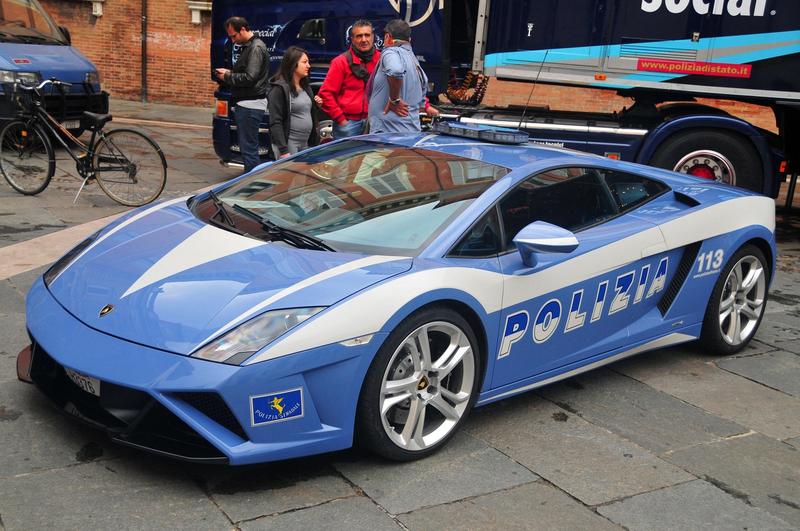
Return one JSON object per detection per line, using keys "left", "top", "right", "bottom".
{"left": 319, "top": 20, "right": 380, "bottom": 138}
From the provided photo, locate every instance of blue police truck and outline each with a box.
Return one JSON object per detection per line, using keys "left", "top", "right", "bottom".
{"left": 211, "top": 0, "right": 799, "bottom": 196}
{"left": 0, "top": 0, "right": 107, "bottom": 134}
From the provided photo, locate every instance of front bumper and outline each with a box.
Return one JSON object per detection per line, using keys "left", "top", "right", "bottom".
{"left": 22, "top": 277, "right": 382, "bottom": 465}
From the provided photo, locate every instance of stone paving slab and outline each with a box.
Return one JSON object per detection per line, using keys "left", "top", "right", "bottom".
{"left": 538, "top": 369, "right": 745, "bottom": 454}
{"left": 240, "top": 496, "right": 401, "bottom": 531}
{"left": 616, "top": 348, "right": 800, "bottom": 440}
{"left": 399, "top": 480, "right": 622, "bottom": 531}
{"left": 466, "top": 395, "right": 693, "bottom": 506}
{"left": 786, "top": 437, "right": 800, "bottom": 450}
{"left": 0, "top": 380, "right": 120, "bottom": 477}
{"left": 717, "top": 350, "right": 800, "bottom": 397}
{"left": 0, "top": 206, "right": 67, "bottom": 246}
{"left": 0, "top": 278, "right": 25, "bottom": 314}
{"left": 0, "top": 459, "right": 230, "bottom": 530}
{"left": 0, "top": 310, "right": 27, "bottom": 382}
{"left": 663, "top": 433, "right": 800, "bottom": 527}
{"left": 598, "top": 479, "right": 794, "bottom": 530}
{"left": 334, "top": 433, "right": 538, "bottom": 515}
{"left": 730, "top": 338, "right": 780, "bottom": 358}
{"left": 757, "top": 318, "right": 800, "bottom": 355}
{"left": 192, "top": 459, "right": 356, "bottom": 523}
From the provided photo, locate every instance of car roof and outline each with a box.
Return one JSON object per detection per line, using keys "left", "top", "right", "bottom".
{"left": 357, "top": 132, "right": 606, "bottom": 170}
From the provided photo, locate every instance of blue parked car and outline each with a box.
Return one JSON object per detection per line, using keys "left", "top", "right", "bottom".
{"left": 0, "top": 0, "right": 107, "bottom": 132}
{"left": 18, "top": 126, "right": 775, "bottom": 465}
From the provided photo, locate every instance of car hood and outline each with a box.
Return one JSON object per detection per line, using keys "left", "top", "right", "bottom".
{"left": 0, "top": 44, "right": 95, "bottom": 82}
{"left": 47, "top": 198, "right": 412, "bottom": 355}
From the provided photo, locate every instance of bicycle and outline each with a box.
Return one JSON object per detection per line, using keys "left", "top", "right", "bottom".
{"left": 0, "top": 79, "right": 167, "bottom": 206}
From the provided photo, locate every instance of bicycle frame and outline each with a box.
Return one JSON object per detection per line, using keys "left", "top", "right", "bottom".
{"left": 15, "top": 83, "right": 130, "bottom": 203}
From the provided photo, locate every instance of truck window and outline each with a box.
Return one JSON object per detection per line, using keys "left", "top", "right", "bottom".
{"left": 0, "top": 0, "right": 66, "bottom": 44}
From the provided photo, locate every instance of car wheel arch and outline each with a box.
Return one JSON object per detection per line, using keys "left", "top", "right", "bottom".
{"left": 362, "top": 297, "right": 491, "bottom": 396}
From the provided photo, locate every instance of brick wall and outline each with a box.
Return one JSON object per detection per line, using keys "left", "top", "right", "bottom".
{"left": 479, "top": 78, "right": 777, "bottom": 132}
{"left": 39, "top": 0, "right": 215, "bottom": 106}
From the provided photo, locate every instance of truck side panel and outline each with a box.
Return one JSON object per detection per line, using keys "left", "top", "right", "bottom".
{"left": 484, "top": 0, "right": 800, "bottom": 101}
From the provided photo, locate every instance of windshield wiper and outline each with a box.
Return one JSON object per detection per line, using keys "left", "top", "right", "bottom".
{"left": 232, "top": 203, "right": 336, "bottom": 252}
{"left": 0, "top": 30, "right": 23, "bottom": 43}
{"left": 208, "top": 190, "right": 236, "bottom": 228}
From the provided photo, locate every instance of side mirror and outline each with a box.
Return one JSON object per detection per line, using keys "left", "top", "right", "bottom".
{"left": 59, "top": 26, "right": 71, "bottom": 45}
{"left": 513, "top": 221, "right": 579, "bottom": 267}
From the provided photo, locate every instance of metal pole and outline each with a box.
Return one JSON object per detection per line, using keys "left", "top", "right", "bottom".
{"left": 472, "top": 0, "right": 490, "bottom": 72}
{"left": 141, "top": 0, "right": 148, "bottom": 103}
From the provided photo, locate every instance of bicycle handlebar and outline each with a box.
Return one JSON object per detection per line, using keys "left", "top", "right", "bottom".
{"left": 16, "top": 79, "right": 73, "bottom": 91}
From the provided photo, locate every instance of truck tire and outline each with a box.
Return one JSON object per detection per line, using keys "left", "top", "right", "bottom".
{"left": 649, "top": 130, "right": 762, "bottom": 192}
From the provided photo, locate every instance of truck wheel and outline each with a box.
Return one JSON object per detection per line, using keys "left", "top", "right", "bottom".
{"left": 649, "top": 130, "right": 762, "bottom": 192}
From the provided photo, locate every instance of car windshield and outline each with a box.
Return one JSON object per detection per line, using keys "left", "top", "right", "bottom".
{"left": 0, "top": 0, "right": 66, "bottom": 44}
{"left": 217, "top": 140, "right": 510, "bottom": 256}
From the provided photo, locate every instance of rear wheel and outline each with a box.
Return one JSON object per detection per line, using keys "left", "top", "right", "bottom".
{"left": 700, "top": 244, "right": 769, "bottom": 354}
{"left": 356, "top": 306, "right": 481, "bottom": 461}
{"left": 0, "top": 120, "right": 54, "bottom": 195}
{"left": 93, "top": 128, "right": 167, "bottom": 206}
{"left": 649, "top": 130, "right": 762, "bottom": 192}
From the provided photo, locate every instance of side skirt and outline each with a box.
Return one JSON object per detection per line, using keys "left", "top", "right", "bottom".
{"left": 475, "top": 331, "right": 697, "bottom": 406}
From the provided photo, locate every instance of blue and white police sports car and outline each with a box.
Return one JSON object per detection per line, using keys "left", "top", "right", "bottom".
{"left": 18, "top": 127, "right": 775, "bottom": 465}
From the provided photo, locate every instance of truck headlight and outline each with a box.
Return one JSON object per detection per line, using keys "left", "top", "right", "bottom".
{"left": 192, "top": 307, "right": 325, "bottom": 365}
{"left": 85, "top": 71, "right": 101, "bottom": 86}
{"left": 0, "top": 70, "right": 42, "bottom": 85}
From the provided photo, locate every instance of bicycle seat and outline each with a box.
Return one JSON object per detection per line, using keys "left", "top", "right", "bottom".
{"left": 82, "top": 112, "right": 113, "bottom": 130}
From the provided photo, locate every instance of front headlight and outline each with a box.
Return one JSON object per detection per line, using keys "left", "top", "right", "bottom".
{"left": 192, "top": 307, "right": 325, "bottom": 365}
{"left": 0, "top": 70, "right": 42, "bottom": 85}
{"left": 85, "top": 71, "right": 101, "bottom": 86}
{"left": 43, "top": 231, "right": 100, "bottom": 286}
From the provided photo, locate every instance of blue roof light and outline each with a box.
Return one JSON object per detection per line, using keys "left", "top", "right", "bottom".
{"left": 432, "top": 121, "right": 529, "bottom": 145}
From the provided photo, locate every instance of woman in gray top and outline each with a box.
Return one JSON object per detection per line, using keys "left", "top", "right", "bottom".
{"left": 268, "top": 46, "right": 320, "bottom": 158}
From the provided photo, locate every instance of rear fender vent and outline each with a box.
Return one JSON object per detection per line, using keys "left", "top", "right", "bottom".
{"left": 174, "top": 392, "right": 248, "bottom": 440}
{"left": 674, "top": 191, "right": 701, "bottom": 207}
{"left": 658, "top": 242, "right": 702, "bottom": 315}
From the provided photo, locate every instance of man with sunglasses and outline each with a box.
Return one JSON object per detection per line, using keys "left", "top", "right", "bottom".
{"left": 215, "top": 16, "right": 269, "bottom": 172}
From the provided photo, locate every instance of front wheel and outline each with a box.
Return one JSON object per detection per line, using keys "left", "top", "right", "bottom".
{"left": 700, "top": 244, "right": 769, "bottom": 354}
{"left": 0, "top": 120, "right": 55, "bottom": 195}
{"left": 356, "top": 306, "right": 482, "bottom": 461}
{"left": 93, "top": 128, "right": 167, "bottom": 207}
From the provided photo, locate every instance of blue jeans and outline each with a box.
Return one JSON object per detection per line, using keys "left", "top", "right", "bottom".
{"left": 235, "top": 105, "right": 265, "bottom": 172}
{"left": 333, "top": 118, "right": 366, "bottom": 139}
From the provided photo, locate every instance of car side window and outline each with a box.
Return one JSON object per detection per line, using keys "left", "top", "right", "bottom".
{"left": 498, "top": 167, "right": 619, "bottom": 251}
{"left": 450, "top": 207, "right": 502, "bottom": 257}
{"left": 602, "top": 170, "right": 669, "bottom": 212}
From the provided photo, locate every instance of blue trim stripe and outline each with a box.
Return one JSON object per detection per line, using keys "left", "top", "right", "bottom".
{"left": 485, "top": 30, "right": 800, "bottom": 74}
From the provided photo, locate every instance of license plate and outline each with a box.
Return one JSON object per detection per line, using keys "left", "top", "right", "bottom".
{"left": 65, "top": 367, "right": 101, "bottom": 396}
{"left": 61, "top": 120, "right": 81, "bottom": 130}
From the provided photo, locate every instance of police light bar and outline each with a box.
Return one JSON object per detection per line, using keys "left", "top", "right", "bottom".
{"left": 432, "top": 121, "right": 529, "bottom": 145}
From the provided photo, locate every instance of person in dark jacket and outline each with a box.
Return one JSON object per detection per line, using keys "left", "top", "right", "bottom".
{"left": 268, "top": 46, "right": 320, "bottom": 158}
{"left": 215, "top": 16, "right": 269, "bottom": 172}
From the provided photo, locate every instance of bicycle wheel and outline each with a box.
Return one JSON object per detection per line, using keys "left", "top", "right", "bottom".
{"left": 0, "top": 120, "right": 55, "bottom": 195}
{"left": 93, "top": 128, "right": 167, "bottom": 207}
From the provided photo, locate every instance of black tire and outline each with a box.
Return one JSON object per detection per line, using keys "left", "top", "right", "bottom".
{"left": 0, "top": 120, "right": 55, "bottom": 195}
{"left": 93, "top": 128, "right": 167, "bottom": 207}
{"left": 699, "top": 244, "right": 769, "bottom": 355}
{"left": 356, "top": 306, "right": 482, "bottom": 461}
{"left": 649, "top": 129, "right": 762, "bottom": 192}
